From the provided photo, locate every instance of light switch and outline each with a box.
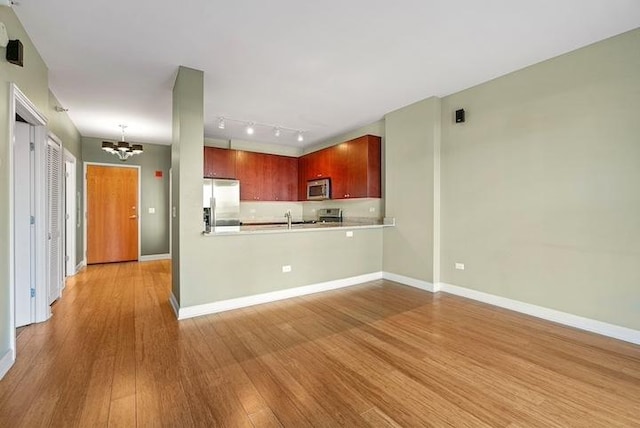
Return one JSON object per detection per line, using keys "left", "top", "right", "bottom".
{"left": 148, "top": 207, "right": 155, "bottom": 214}
{"left": 346, "top": 231, "right": 353, "bottom": 238}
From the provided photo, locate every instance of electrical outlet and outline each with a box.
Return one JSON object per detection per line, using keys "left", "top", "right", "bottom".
{"left": 148, "top": 207, "right": 155, "bottom": 214}
{"left": 455, "top": 263, "right": 465, "bottom": 270}
{"left": 282, "top": 265, "right": 292, "bottom": 273}
{"left": 346, "top": 231, "right": 353, "bottom": 238}
{"left": 369, "top": 207, "right": 375, "bottom": 213}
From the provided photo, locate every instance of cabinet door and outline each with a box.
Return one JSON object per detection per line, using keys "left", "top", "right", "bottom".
{"left": 236, "top": 151, "right": 262, "bottom": 200}
{"left": 305, "top": 150, "right": 332, "bottom": 180}
{"left": 345, "top": 137, "right": 370, "bottom": 198}
{"left": 365, "top": 135, "right": 381, "bottom": 198}
{"left": 281, "top": 156, "right": 298, "bottom": 201}
{"left": 297, "top": 155, "right": 308, "bottom": 201}
{"left": 204, "top": 147, "right": 214, "bottom": 177}
{"left": 330, "top": 143, "right": 349, "bottom": 199}
{"left": 204, "top": 147, "right": 236, "bottom": 178}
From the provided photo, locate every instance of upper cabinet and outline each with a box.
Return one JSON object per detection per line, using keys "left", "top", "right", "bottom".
{"left": 299, "top": 135, "right": 381, "bottom": 200}
{"left": 204, "top": 147, "right": 237, "bottom": 179}
{"left": 236, "top": 151, "right": 298, "bottom": 201}
{"left": 204, "top": 135, "right": 380, "bottom": 202}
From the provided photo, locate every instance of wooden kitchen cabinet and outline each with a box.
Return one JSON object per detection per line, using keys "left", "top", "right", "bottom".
{"left": 235, "top": 150, "right": 264, "bottom": 200}
{"left": 270, "top": 155, "right": 298, "bottom": 201}
{"left": 303, "top": 149, "right": 332, "bottom": 180}
{"left": 203, "top": 147, "right": 237, "bottom": 178}
{"left": 298, "top": 135, "right": 381, "bottom": 200}
{"left": 236, "top": 150, "right": 298, "bottom": 201}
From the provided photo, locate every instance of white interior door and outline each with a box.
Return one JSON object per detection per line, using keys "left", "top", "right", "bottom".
{"left": 64, "top": 157, "right": 76, "bottom": 276}
{"left": 14, "top": 122, "right": 35, "bottom": 327}
{"left": 47, "top": 137, "right": 63, "bottom": 304}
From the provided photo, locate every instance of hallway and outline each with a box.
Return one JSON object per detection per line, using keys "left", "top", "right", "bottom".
{"left": 0, "top": 261, "right": 639, "bottom": 427}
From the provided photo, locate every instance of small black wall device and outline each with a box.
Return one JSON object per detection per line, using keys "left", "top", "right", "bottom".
{"left": 455, "top": 109, "right": 465, "bottom": 123}
{"left": 6, "top": 39, "right": 24, "bottom": 67}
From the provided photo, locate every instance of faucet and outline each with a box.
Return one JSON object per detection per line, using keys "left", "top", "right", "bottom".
{"left": 285, "top": 210, "right": 292, "bottom": 229}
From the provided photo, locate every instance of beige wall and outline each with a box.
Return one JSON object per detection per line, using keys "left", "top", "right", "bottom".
{"left": 181, "top": 228, "right": 383, "bottom": 307}
{"left": 172, "top": 67, "right": 205, "bottom": 305}
{"left": 383, "top": 97, "right": 441, "bottom": 283}
{"left": 440, "top": 29, "right": 640, "bottom": 330}
{"left": 82, "top": 137, "right": 171, "bottom": 256}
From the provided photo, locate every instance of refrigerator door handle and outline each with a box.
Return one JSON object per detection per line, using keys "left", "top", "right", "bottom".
{"left": 210, "top": 197, "right": 216, "bottom": 229}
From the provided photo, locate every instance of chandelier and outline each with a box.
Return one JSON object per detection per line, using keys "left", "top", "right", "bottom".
{"left": 101, "top": 125, "right": 143, "bottom": 161}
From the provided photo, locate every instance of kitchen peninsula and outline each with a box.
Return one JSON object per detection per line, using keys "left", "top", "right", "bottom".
{"left": 170, "top": 131, "right": 389, "bottom": 319}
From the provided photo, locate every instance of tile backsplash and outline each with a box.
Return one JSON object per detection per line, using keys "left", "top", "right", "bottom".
{"left": 239, "top": 199, "right": 383, "bottom": 223}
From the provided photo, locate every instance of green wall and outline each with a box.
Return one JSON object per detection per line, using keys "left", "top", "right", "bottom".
{"left": 82, "top": 137, "right": 171, "bottom": 256}
{"left": 47, "top": 90, "right": 83, "bottom": 265}
{"left": 0, "top": 8, "right": 81, "bottom": 361}
{"left": 439, "top": 28, "right": 640, "bottom": 330}
{"left": 383, "top": 97, "right": 441, "bottom": 284}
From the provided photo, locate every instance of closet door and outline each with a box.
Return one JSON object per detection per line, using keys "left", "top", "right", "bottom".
{"left": 47, "top": 136, "right": 63, "bottom": 304}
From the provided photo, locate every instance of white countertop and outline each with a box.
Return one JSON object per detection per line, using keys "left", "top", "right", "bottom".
{"left": 203, "top": 218, "right": 394, "bottom": 236}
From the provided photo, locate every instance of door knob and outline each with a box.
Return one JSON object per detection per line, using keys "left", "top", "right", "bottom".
{"left": 129, "top": 215, "right": 137, "bottom": 219}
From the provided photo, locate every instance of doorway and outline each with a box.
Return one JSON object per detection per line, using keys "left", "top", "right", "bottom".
{"left": 7, "top": 84, "right": 51, "bottom": 373}
{"left": 13, "top": 121, "right": 36, "bottom": 328}
{"left": 64, "top": 150, "right": 77, "bottom": 276}
{"left": 85, "top": 164, "right": 140, "bottom": 264}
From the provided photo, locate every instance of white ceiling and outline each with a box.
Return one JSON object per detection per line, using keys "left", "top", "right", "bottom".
{"left": 13, "top": 1, "right": 640, "bottom": 147}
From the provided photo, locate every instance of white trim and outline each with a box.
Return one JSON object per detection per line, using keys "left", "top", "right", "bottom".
{"left": 175, "top": 272, "right": 383, "bottom": 320}
{"left": 382, "top": 272, "right": 436, "bottom": 292}
{"left": 63, "top": 147, "right": 77, "bottom": 277}
{"left": 75, "top": 259, "right": 86, "bottom": 273}
{"left": 8, "top": 83, "right": 49, "bottom": 362}
{"left": 438, "top": 282, "right": 640, "bottom": 345}
{"left": 169, "top": 292, "right": 179, "bottom": 318}
{"left": 83, "top": 162, "right": 142, "bottom": 263}
{"left": 139, "top": 253, "right": 171, "bottom": 262}
{"left": 0, "top": 350, "right": 15, "bottom": 380}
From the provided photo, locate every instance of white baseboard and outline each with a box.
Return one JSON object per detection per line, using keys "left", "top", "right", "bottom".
{"left": 382, "top": 272, "right": 436, "bottom": 292}
{"left": 139, "top": 253, "right": 171, "bottom": 262}
{"left": 176, "top": 271, "right": 384, "bottom": 320}
{"left": 438, "top": 282, "right": 640, "bottom": 346}
{"left": 0, "top": 349, "right": 15, "bottom": 381}
{"left": 75, "top": 259, "right": 86, "bottom": 273}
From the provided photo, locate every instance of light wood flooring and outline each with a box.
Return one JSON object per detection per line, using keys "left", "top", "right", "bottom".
{"left": 0, "top": 261, "right": 639, "bottom": 427}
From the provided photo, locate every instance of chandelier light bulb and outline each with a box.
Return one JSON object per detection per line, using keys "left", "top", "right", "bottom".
{"left": 297, "top": 131, "right": 304, "bottom": 142}
{"left": 246, "top": 123, "right": 255, "bottom": 135}
{"left": 218, "top": 117, "right": 225, "bottom": 129}
{"left": 274, "top": 127, "right": 281, "bottom": 137}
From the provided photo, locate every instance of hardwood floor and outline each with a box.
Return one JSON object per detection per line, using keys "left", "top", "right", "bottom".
{"left": 1, "top": 261, "right": 639, "bottom": 427}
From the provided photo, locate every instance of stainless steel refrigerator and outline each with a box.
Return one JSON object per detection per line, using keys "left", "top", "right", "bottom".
{"left": 203, "top": 179, "right": 240, "bottom": 232}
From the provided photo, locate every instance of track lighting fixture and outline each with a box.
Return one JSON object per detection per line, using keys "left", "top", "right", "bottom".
{"left": 213, "top": 117, "right": 306, "bottom": 143}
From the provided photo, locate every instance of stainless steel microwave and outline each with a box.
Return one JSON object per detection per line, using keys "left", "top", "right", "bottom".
{"left": 307, "top": 178, "right": 330, "bottom": 200}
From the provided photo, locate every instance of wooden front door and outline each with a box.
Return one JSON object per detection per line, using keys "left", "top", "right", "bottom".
{"left": 87, "top": 165, "right": 139, "bottom": 264}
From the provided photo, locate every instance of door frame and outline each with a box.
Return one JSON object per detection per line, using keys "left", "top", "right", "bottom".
{"left": 7, "top": 83, "right": 49, "bottom": 365}
{"left": 83, "top": 162, "right": 142, "bottom": 263}
{"left": 63, "top": 148, "right": 77, "bottom": 277}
